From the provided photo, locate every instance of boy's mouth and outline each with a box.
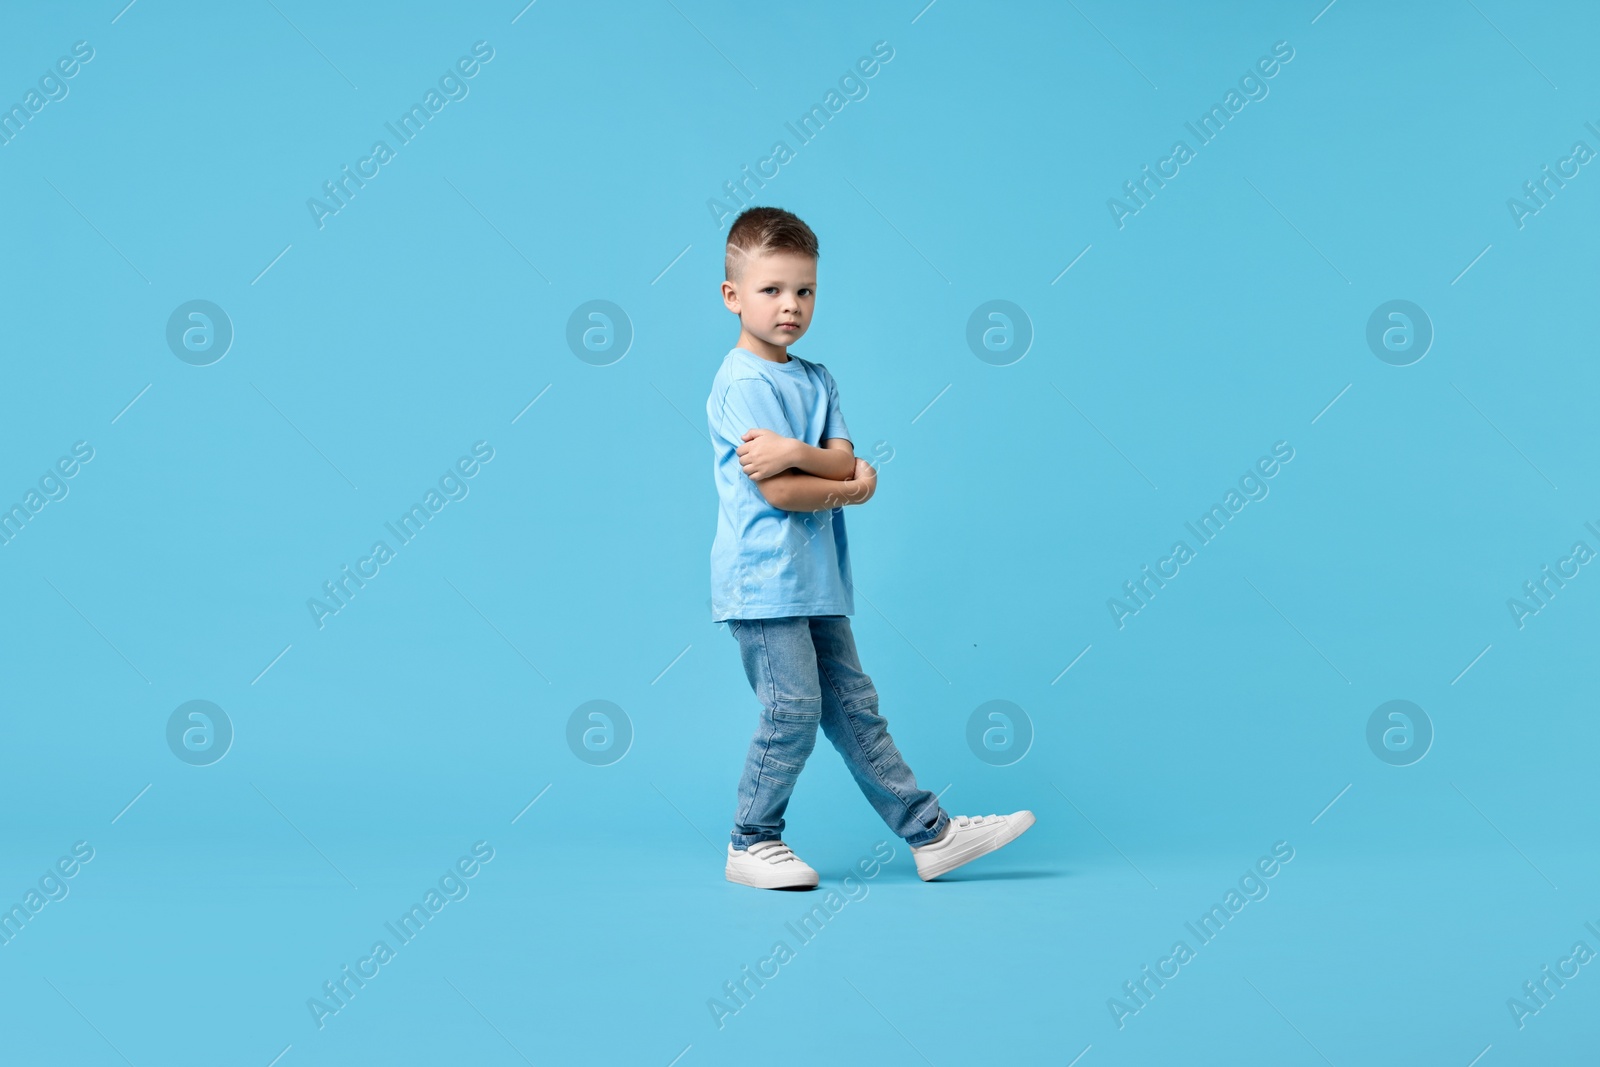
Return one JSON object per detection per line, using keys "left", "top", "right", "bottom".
{"left": 777, "top": 323, "right": 800, "bottom": 331}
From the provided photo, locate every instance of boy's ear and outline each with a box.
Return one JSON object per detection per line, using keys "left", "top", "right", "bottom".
{"left": 721, "top": 280, "right": 741, "bottom": 313}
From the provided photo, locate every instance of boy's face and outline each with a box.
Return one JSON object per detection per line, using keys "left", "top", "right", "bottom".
{"left": 721, "top": 250, "right": 816, "bottom": 355}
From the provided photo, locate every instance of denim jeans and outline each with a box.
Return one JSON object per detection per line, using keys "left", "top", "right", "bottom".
{"left": 727, "top": 615, "right": 949, "bottom": 850}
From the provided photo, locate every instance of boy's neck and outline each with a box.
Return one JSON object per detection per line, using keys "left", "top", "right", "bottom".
{"left": 738, "top": 331, "right": 790, "bottom": 363}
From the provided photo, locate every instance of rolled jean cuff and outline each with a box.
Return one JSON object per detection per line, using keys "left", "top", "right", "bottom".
{"left": 903, "top": 807, "right": 949, "bottom": 848}
{"left": 729, "top": 832, "right": 784, "bottom": 851}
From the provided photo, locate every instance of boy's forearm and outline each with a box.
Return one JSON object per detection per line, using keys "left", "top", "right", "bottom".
{"left": 765, "top": 471, "right": 873, "bottom": 511}
{"left": 785, "top": 439, "right": 855, "bottom": 480}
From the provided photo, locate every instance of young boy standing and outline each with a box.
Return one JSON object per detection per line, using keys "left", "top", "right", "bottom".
{"left": 706, "top": 206, "right": 1035, "bottom": 890}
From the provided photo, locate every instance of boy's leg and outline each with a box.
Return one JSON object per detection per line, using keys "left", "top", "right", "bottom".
{"left": 728, "top": 617, "right": 825, "bottom": 849}
{"left": 809, "top": 615, "right": 949, "bottom": 847}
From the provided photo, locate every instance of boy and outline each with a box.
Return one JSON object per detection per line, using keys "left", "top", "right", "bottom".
{"left": 706, "top": 206, "right": 1035, "bottom": 890}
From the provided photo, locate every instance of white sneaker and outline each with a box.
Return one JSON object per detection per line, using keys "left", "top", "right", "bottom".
{"left": 725, "top": 840, "right": 820, "bottom": 890}
{"left": 911, "top": 811, "right": 1036, "bottom": 881}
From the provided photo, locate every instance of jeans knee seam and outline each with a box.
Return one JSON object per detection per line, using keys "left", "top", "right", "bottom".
{"left": 834, "top": 696, "right": 925, "bottom": 826}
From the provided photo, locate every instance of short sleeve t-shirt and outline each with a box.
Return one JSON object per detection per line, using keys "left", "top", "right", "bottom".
{"left": 706, "top": 347, "right": 854, "bottom": 622}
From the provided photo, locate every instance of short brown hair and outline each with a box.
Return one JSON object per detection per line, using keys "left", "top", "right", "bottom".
{"left": 725, "top": 206, "right": 818, "bottom": 282}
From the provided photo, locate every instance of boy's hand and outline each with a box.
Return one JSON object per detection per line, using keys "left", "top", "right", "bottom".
{"left": 737, "top": 428, "right": 798, "bottom": 481}
{"left": 849, "top": 457, "right": 878, "bottom": 502}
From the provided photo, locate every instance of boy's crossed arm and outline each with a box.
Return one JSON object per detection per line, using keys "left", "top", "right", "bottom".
{"left": 736, "top": 429, "right": 876, "bottom": 512}
{"left": 737, "top": 428, "right": 853, "bottom": 481}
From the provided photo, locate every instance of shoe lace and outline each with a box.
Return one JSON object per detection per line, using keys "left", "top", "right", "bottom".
{"left": 749, "top": 840, "right": 799, "bottom": 864}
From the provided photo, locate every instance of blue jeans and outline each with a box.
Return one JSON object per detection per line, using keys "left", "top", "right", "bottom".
{"left": 727, "top": 615, "right": 949, "bottom": 850}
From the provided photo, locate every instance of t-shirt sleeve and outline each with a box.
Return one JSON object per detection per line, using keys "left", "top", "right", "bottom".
{"left": 714, "top": 376, "right": 795, "bottom": 444}
{"left": 822, "top": 369, "right": 851, "bottom": 443}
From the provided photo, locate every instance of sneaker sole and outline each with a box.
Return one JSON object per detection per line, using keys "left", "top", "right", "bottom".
{"left": 725, "top": 864, "right": 820, "bottom": 890}
{"left": 916, "top": 811, "right": 1037, "bottom": 881}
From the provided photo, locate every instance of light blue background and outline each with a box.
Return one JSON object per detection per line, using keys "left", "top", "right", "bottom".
{"left": 1, "top": 1, "right": 1596, "bottom": 1064}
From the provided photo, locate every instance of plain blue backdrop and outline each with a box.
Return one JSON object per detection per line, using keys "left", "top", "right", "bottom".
{"left": 1, "top": 1, "right": 1597, "bottom": 1064}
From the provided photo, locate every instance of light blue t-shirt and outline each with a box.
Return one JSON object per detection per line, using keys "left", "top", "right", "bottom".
{"left": 706, "top": 347, "right": 854, "bottom": 622}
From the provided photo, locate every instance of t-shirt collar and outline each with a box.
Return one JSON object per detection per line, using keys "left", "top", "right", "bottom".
{"left": 733, "top": 346, "right": 803, "bottom": 370}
